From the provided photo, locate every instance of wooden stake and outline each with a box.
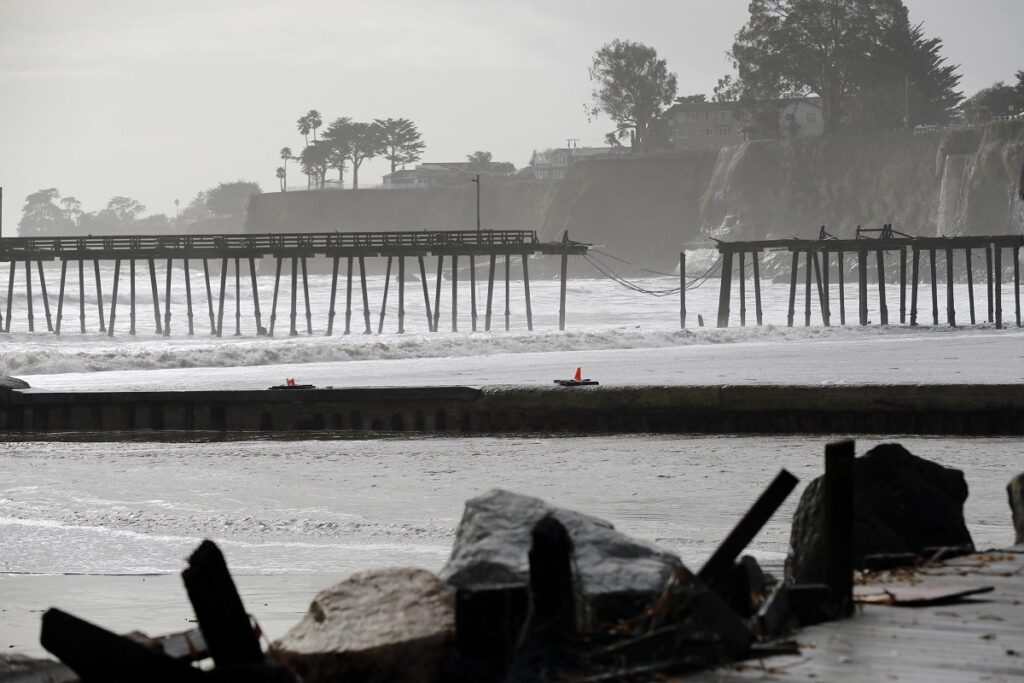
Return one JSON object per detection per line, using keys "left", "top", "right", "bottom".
{"left": 24, "top": 260, "right": 34, "bottom": 332}
{"left": 345, "top": 256, "right": 354, "bottom": 335}
{"left": 233, "top": 258, "right": 241, "bottom": 336}
{"left": 910, "top": 248, "right": 919, "bottom": 326}
{"left": 56, "top": 260, "right": 67, "bottom": 335}
{"left": 129, "top": 259, "right": 136, "bottom": 336}
{"left": 994, "top": 245, "right": 1003, "bottom": 330}
{"left": 738, "top": 251, "right": 747, "bottom": 326}
{"left": 37, "top": 261, "right": 53, "bottom": 331}
{"left": 216, "top": 257, "right": 228, "bottom": 337}
{"left": 419, "top": 255, "right": 432, "bottom": 331}
{"left": 203, "top": 259, "right": 215, "bottom": 335}
{"left": 359, "top": 256, "right": 371, "bottom": 334}
{"left": 718, "top": 250, "right": 734, "bottom": 327}
{"left": 378, "top": 256, "right": 392, "bottom": 334}
{"left": 504, "top": 253, "right": 510, "bottom": 331}
{"left": 753, "top": 251, "right": 763, "bottom": 325}
{"left": 787, "top": 250, "right": 799, "bottom": 327}
{"left": 108, "top": 259, "right": 120, "bottom": 337}
{"left": 79, "top": 259, "right": 86, "bottom": 333}
{"left": 94, "top": 260, "right": 106, "bottom": 332}
{"left": 804, "top": 250, "right": 812, "bottom": 327}
{"left": 986, "top": 245, "right": 994, "bottom": 322}
{"left": 837, "top": 250, "right": 846, "bottom": 325}
{"left": 857, "top": 250, "right": 868, "bottom": 326}
{"left": 946, "top": 247, "right": 956, "bottom": 327}
{"left": 470, "top": 254, "right": 478, "bottom": 331}
{"left": 301, "top": 257, "right": 312, "bottom": 334}
{"left": 899, "top": 247, "right": 907, "bottom": 324}
{"left": 522, "top": 252, "right": 533, "bottom": 331}
{"left": 398, "top": 255, "right": 405, "bottom": 334}
{"left": 248, "top": 257, "right": 260, "bottom": 335}
{"left": 148, "top": 258, "right": 161, "bottom": 335}
{"left": 680, "top": 251, "right": 686, "bottom": 329}
{"left": 269, "top": 257, "right": 281, "bottom": 336}
{"left": 812, "top": 250, "right": 827, "bottom": 326}
{"left": 966, "top": 248, "right": 976, "bottom": 324}
{"left": 184, "top": 258, "right": 194, "bottom": 335}
{"left": 821, "top": 250, "right": 830, "bottom": 326}
{"left": 451, "top": 254, "right": 459, "bottom": 332}
{"left": 163, "top": 259, "right": 173, "bottom": 336}
{"left": 824, "top": 439, "right": 855, "bottom": 616}
{"left": 289, "top": 256, "right": 298, "bottom": 336}
{"left": 487, "top": 253, "right": 496, "bottom": 332}
{"left": 929, "top": 248, "right": 938, "bottom": 325}
{"left": 558, "top": 231, "right": 568, "bottom": 331}
{"left": 327, "top": 255, "right": 339, "bottom": 336}
{"left": 876, "top": 249, "right": 888, "bottom": 325}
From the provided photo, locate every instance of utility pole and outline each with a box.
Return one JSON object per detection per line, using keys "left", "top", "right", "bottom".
{"left": 471, "top": 174, "right": 481, "bottom": 231}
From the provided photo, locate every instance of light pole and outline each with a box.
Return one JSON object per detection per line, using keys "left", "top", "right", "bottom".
{"left": 471, "top": 174, "right": 481, "bottom": 232}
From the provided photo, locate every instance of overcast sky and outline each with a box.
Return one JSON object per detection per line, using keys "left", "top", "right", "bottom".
{"left": 1, "top": 0, "right": 1022, "bottom": 232}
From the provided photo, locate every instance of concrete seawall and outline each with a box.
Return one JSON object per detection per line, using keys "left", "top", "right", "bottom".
{"left": 1, "top": 384, "right": 1021, "bottom": 437}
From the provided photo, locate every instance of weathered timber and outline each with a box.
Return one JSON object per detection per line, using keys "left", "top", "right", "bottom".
{"left": 184, "top": 258, "right": 194, "bottom": 335}
{"left": 739, "top": 251, "right": 747, "bottom": 326}
{"left": 787, "top": 251, "right": 799, "bottom": 327}
{"left": 966, "top": 248, "right": 976, "bottom": 324}
{"left": 419, "top": 255, "right": 432, "bottom": 331}
{"left": 753, "top": 251, "right": 763, "bottom": 326}
{"left": 504, "top": 253, "right": 511, "bottom": 331}
{"left": 857, "top": 250, "right": 868, "bottom": 325}
{"left": 301, "top": 257, "right": 312, "bottom": 334}
{"left": 37, "top": 260, "right": 52, "bottom": 332}
{"left": 824, "top": 439, "right": 855, "bottom": 616}
{"left": 288, "top": 257, "right": 298, "bottom": 336}
{"left": 397, "top": 255, "right": 405, "bottom": 334}
{"left": 378, "top": 256, "right": 392, "bottom": 335}
{"left": 995, "top": 246, "right": 1003, "bottom": 329}
{"left": 452, "top": 253, "right": 459, "bottom": 332}
{"left": 876, "top": 249, "right": 888, "bottom": 325}
{"left": 203, "top": 259, "right": 215, "bottom": 335}
{"left": 108, "top": 259, "right": 121, "bottom": 337}
{"left": 910, "top": 248, "right": 919, "bottom": 326}
{"left": 946, "top": 247, "right": 956, "bottom": 327}
{"left": 680, "top": 252, "right": 686, "bottom": 329}
{"left": 718, "top": 250, "right": 734, "bottom": 328}
{"left": 268, "top": 258, "right": 281, "bottom": 336}
{"left": 148, "top": 258, "right": 161, "bottom": 335}
{"left": 929, "top": 248, "right": 939, "bottom": 325}
{"left": 523, "top": 252, "right": 533, "bottom": 331}
{"left": 486, "top": 253, "right": 496, "bottom": 332}
{"left": 94, "top": 259, "right": 105, "bottom": 332}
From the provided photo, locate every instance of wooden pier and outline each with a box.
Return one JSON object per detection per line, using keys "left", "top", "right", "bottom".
{"left": 709, "top": 228, "right": 1023, "bottom": 329}
{"left": 0, "top": 230, "right": 589, "bottom": 337}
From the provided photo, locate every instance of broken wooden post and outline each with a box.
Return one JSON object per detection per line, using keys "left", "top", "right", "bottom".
{"left": 837, "top": 250, "right": 846, "bottom": 325}
{"left": 432, "top": 254, "right": 443, "bottom": 333}
{"left": 288, "top": 256, "right": 298, "bottom": 336}
{"left": 698, "top": 469, "right": 799, "bottom": 593}
{"left": 994, "top": 245, "right": 1003, "bottom": 329}
{"left": 966, "top": 248, "right": 976, "bottom": 324}
{"left": 451, "top": 254, "right": 459, "bottom": 332}
{"left": 37, "top": 261, "right": 53, "bottom": 332}
{"left": 718, "top": 250, "right": 734, "bottom": 327}
{"left": 946, "top": 247, "right": 956, "bottom": 327}
{"left": 820, "top": 250, "right": 830, "bottom": 326}
{"left": 163, "top": 259, "right": 173, "bottom": 337}
{"left": 419, "top": 256, "right": 433, "bottom": 331}
{"left": 378, "top": 256, "right": 392, "bottom": 334}
{"left": 738, "top": 250, "right": 747, "bottom": 326}
{"left": 55, "top": 260, "right": 67, "bottom": 335}
{"left": 787, "top": 250, "right": 799, "bottom": 327}
{"left": 94, "top": 260, "right": 106, "bottom": 332}
{"left": 824, "top": 439, "right": 855, "bottom": 616}
{"left": 504, "top": 253, "right": 511, "bottom": 331}
{"left": 326, "top": 255, "right": 339, "bottom": 336}
{"left": 876, "top": 249, "right": 888, "bottom": 325}
{"left": 910, "top": 247, "right": 920, "bottom": 326}
{"left": 1014, "top": 245, "right": 1021, "bottom": 328}
{"left": 986, "top": 244, "right": 994, "bottom": 322}
{"left": 359, "top": 256, "right": 371, "bottom": 334}
{"left": 108, "top": 260, "right": 120, "bottom": 337}
{"left": 857, "top": 250, "right": 868, "bottom": 325}
{"left": 753, "top": 251, "right": 763, "bottom": 325}
{"left": 559, "top": 231, "right": 568, "bottom": 331}
{"left": 397, "top": 255, "right": 406, "bottom": 334}
{"left": 680, "top": 251, "right": 686, "bottom": 329}
{"left": 345, "top": 256, "right": 354, "bottom": 335}
{"left": 184, "top": 259, "right": 194, "bottom": 336}
{"left": 486, "top": 253, "right": 496, "bottom": 332}
{"left": 268, "top": 257, "right": 282, "bottom": 336}
{"left": 248, "top": 257, "right": 261, "bottom": 335}
{"left": 130, "top": 260, "right": 137, "bottom": 335}
{"left": 528, "top": 515, "right": 576, "bottom": 643}
{"left": 203, "top": 259, "right": 215, "bottom": 335}
{"left": 181, "top": 540, "right": 264, "bottom": 669}
{"left": 929, "top": 248, "right": 938, "bottom": 325}
{"left": 78, "top": 259, "right": 86, "bottom": 333}
{"left": 470, "top": 254, "right": 478, "bottom": 332}
{"left": 148, "top": 258, "right": 162, "bottom": 335}
{"left": 301, "top": 257, "right": 312, "bottom": 334}
{"left": 522, "top": 252, "right": 533, "bottom": 331}
{"left": 899, "top": 247, "right": 907, "bottom": 324}
{"left": 24, "top": 260, "right": 34, "bottom": 332}
{"left": 804, "top": 250, "right": 812, "bottom": 327}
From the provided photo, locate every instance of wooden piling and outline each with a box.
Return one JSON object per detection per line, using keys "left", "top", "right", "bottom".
{"left": 824, "top": 439, "right": 855, "bottom": 616}
{"left": 994, "top": 245, "right": 1003, "bottom": 330}
{"left": 345, "top": 256, "right": 354, "bottom": 335}
{"left": 680, "top": 251, "right": 686, "bottom": 329}
{"left": 359, "top": 256, "right": 371, "bottom": 334}
{"left": 837, "top": 250, "right": 846, "bottom": 325}
{"left": 398, "top": 255, "right": 405, "bottom": 334}
{"left": 108, "top": 259, "right": 120, "bottom": 337}
{"left": 857, "top": 250, "right": 868, "bottom": 326}
{"left": 37, "top": 261, "right": 53, "bottom": 331}
{"left": 378, "top": 256, "right": 392, "bottom": 334}
{"left": 148, "top": 258, "right": 161, "bottom": 335}
{"left": 804, "top": 250, "right": 812, "bottom": 327}
{"left": 163, "top": 259, "right": 173, "bottom": 336}
{"left": 129, "top": 260, "right": 136, "bottom": 336}
{"left": 327, "top": 256, "right": 339, "bottom": 336}
{"left": 78, "top": 260, "right": 86, "bottom": 333}
{"left": 787, "top": 251, "right": 799, "bottom": 327}
{"left": 986, "top": 245, "right": 994, "bottom": 322}
{"left": 419, "top": 255, "right": 433, "bottom": 331}
{"left": 301, "top": 257, "right": 312, "bottom": 334}
{"left": 184, "top": 258, "right": 194, "bottom": 335}
{"left": 203, "top": 259, "right": 215, "bottom": 335}
{"left": 234, "top": 258, "right": 241, "bottom": 336}
{"left": 718, "top": 251, "right": 734, "bottom": 328}
{"left": 56, "top": 260, "right": 67, "bottom": 335}
{"left": 1015, "top": 246, "right": 1021, "bottom": 328}
{"left": 738, "top": 251, "right": 747, "bottom": 326}
{"left": 217, "top": 257, "right": 228, "bottom": 337}
{"left": 753, "top": 251, "right": 763, "bottom": 325}
{"left": 946, "top": 247, "right": 956, "bottom": 327}
{"left": 811, "top": 250, "right": 827, "bottom": 326}
{"left": 450, "top": 254, "right": 459, "bottom": 332}
{"left": 248, "top": 257, "right": 260, "bottom": 335}
{"left": 522, "top": 252, "right": 533, "bottom": 331}
{"left": 485, "top": 254, "right": 495, "bottom": 333}
{"left": 876, "top": 249, "right": 888, "bottom": 325}
{"left": 929, "top": 248, "right": 938, "bottom": 325}
{"left": 289, "top": 256, "right": 298, "bottom": 336}
{"left": 910, "top": 248, "right": 920, "bottom": 326}
{"left": 94, "top": 260, "right": 106, "bottom": 332}
{"left": 966, "top": 248, "right": 976, "bottom": 324}
{"left": 24, "top": 261, "right": 34, "bottom": 332}
{"left": 821, "top": 250, "right": 830, "bottom": 326}
{"left": 432, "top": 255, "right": 443, "bottom": 333}
{"left": 504, "top": 254, "right": 510, "bottom": 332}
{"left": 470, "top": 254, "right": 478, "bottom": 332}
{"left": 899, "top": 247, "right": 907, "bottom": 324}
{"left": 269, "top": 257, "right": 281, "bottom": 336}
{"left": 558, "top": 231, "right": 568, "bottom": 332}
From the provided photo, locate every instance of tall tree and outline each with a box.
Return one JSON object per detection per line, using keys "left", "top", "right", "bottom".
{"left": 276, "top": 167, "right": 286, "bottom": 192}
{"left": 280, "top": 147, "right": 292, "bottom": 188}
{"left": 346, "top": 122, "right": 382, "bottom": 189}
{"left": 373, "top": 118, "right": 426, "bottom": 174}
{"left": 18, "top": 188, "right": 65, "bottom": 236}
{"left": 307, "top": 109, "right": 323, "bottom": 142}
{"left": 297, "top": 114, "right": 312, "bottom": 147}
{"left": 206, "top": 181, "right": 261, "bottom": 217}
{"left": 60, "top": 196, "right": 82, "bottom": 224}
{"left": 299, "top": 143, "right": 330, "bottom": 189}
{"left": 960, "top": 78, "right": 1024, "bottom": 125}
{"left": 322, "top": 117, "right": 353, "bottom": 185}
{"left": 588, "top": 39, "right": 678, "bottom": 151}
{"left": 106, "top": 196, "right": 146, "bottom": 223}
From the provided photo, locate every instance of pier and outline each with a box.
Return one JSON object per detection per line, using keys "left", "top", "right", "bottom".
{"left": 0, "top": 230, "right": 589, "bottom": 337}
{"left": 708, "top": 228, "right": 1024, "bottom": 329}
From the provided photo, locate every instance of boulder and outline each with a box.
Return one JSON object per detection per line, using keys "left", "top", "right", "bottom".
{"left": 1009, "top": 472, "right": 1024, "bottom": 546}
{"left": 0, "top": 375, "right": 29, "bottom": 390}
{"left": 440, "top": 489, "right": 682, "bottom": 627}
{"left": 271, "top": 567, "right": 454, "bottom": 683}
{"left": 786, "top": 443, "right": 974, "bottom": 583}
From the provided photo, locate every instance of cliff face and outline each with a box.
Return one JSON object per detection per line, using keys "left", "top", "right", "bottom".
{"left": 540, "top": 155, "right": 716, "bottom": 269}
{"left": 701, "top": 121, "right": 1024, "bottom": 240}
{"left": 246, "top": 182, "right": 559, "bottom": 235}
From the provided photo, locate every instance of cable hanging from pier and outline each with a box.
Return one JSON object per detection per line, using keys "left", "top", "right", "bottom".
{"left": 582, "top": 252, "right": 725, "bottom": 297}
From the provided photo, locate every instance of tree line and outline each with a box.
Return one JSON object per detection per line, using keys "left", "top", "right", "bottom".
{"left": 277, "top": 112, "right": 425, "bottom": 190}
{"left": 588, "top": 0, "right": 1018, "bottom": 153}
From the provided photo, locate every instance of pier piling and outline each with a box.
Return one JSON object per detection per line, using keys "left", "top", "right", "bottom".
{"left": 946, "top": 248, "right": 956, "bottom": 327}
{"left": 929, "top": 249, "right": 938, "bottom": 325}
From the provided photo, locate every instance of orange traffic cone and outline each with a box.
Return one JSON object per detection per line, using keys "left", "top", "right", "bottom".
{"left": 554, "top": 366, "right": 598, "bottom": 387}
{"left": 574, "top": 367, "right": 582, "bottom": 382}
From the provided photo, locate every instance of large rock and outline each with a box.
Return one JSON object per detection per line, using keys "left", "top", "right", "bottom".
{"left": 786, "top": 443, "right": 974, "bottom": 583}
{"left": 1009, "top": 473, "right": 1024, "bottom": 546}
{"left": 441, "top": 489, "right": 682, "bottom": 626}
{"left": 271, "top": 567, "right": 454, "bottom": 683}
{"left": 0, "top": 375, "right": 29, "bottom": 390}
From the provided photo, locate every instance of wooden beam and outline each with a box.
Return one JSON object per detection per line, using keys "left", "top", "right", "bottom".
{"left": 248, "top": 257, "right": 261, "bottom": 335}
{"left": 378, "top": 256, "right": 392, "bottom": 334}
{"left": 857, "top": 250, "right": 868, "bottom": 325}
{"left": 25, "top": 260, "right": 34, "bottom": 332}
{"left": 184, "top": 258, "right": 194, "bottom": 335}
{"left": 787, "top": 251, "right": 799, "bottom": 327}
{"left": 910, "top": 248, "right": 919, "bottom": 326}
{"left": 268, "top": 257, "right": 281, "bottom": 336}
{"left": 837, "top": 250, "right": 845, "bottom": 325}
{"left": 558, "top": 231, "right": 568, "bottom": 331}
{"left": 504, "top": 253, "right": 510, "bottom": 331}
{"left": 753, "top": 251, "right": 763, "bottom": 326}
{"left": 470, "top": 254, "right": 478, "bottom": 332}
{"left": 804, "top": 250, "right": 812, "bottom": 327}
{"left": 359, "top": 256, "right": 371, "bottom": 334}
{"left": 234, "top": 258, "right": 241, "bottom": 336}
{"left": 451, "top": 254, "right": 459, "bottom": 332}
{"left": 419, "top": 255, "right": 433, "bottom": 331}
{"left": 876, "top": 249, "right": 888, "bottom": 325}
{"left": 37, "top": 261, "right": 53, "bottom": 332}
{"left": 398, "top": 255, "right": 405, "bottom": 334}
{"left": 899, "top": 247, "right": 907, "bottom": 324}
{"left": 522, "top": 252, "right": 533, "bottom": 331}
{"left": 994, "top": 245, "right": 1003, "bottom": 329}
{"left": 327, "top": 255, "right": 339, "bottom": 336}
{"left": 966, "top": 248, "right": 976, "bottom": 325}
{"left": 203, "top": 259, "right": 215, "bottom": 335}
{"left": 738, "top": 251, "right": 746, "bottom": 326}
{"left": 79, "top": 259, "right": 86, "bottom": 333}
{"left": 163, "top": 259, "right": 173, "bottom": 337}
{"left": 345, "top": 256, "right": 354, "bottom": 335}
{"left": 55, "top": 260, "right": 67, "bottom": 335}
{"left": 289, "top": 256, "right": 298, "bottom": 336}
{"left": 108, "top": 259, "right": 120, "bottom": 337}
{"left": 945, "top": 247, "right": 956, "bottom": 327}
{"left": 986, "top": 244, "right": 994, "bottom": 322}
{"left": 216, "top": 257, "right": 228, "bottom": 337}
{"left": 148, "top": 258, "right": 161, "bottom": 335}
{"left": 433, "top": 254, "right": 443, "bottom": 333}
{"left": 824, "top": 439, "right": 855, "bottom": 616}
{"left": 680, "top": 251, "right": 686, "bottom": 329}
{"left": 129, "top": 259, "right": 136, "bottom": 335}
{"left": 94, "top": 259, "right": 106, "bottom": 332}
{"left": 929, "top": 248, "right": 938, "bottom": 325}
{"left": 718, "top": 251, "right": 734, "bottom": 327}
{"left": 1015, "top": 246, "right": 1021, "bottom": 328}
{"left": 301, "top": 257, "right": 312, "bottom": 334}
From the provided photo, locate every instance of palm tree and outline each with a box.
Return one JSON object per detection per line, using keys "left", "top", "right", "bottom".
{"left": 307, "top": 109, "right": 323, "bottom": 142}
{"left": 280, "top": 147, "right": 292, "bottom": 188}
{"left": 296, "top": 115, "right": 311, "bottom": 147}
{"left": 276, "top": 167, "right": 287, "bottom": 192}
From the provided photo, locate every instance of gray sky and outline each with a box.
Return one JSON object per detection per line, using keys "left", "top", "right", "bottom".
{"left": 1, "top": 0, "right": 1022, "bottom": 233}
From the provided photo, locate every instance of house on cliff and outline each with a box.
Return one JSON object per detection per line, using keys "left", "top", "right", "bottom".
{"left": 529, "top": 146, "right": 618, "bottom": 180}
{"left": 664, "top": 98, "right": 824, "bottom": 151}
{"left": 382, "top": 160, "right": 515, "bottom": 188}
